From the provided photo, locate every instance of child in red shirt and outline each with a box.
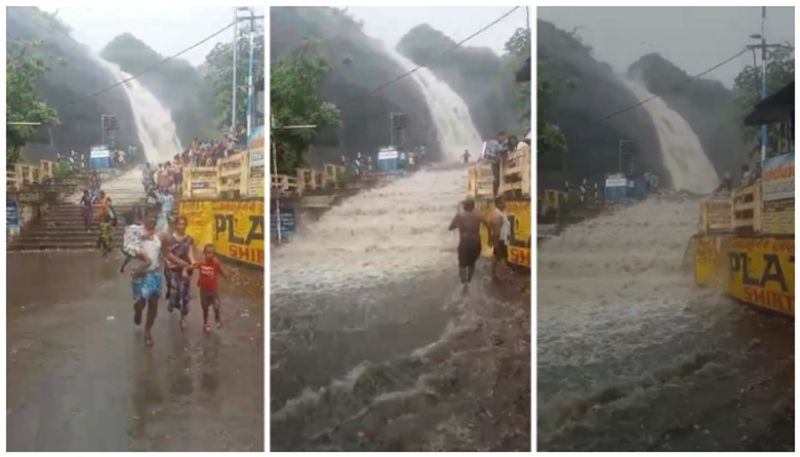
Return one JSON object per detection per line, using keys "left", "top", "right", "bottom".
{"left": 194, "top": 244, "right": 228, "bottom": 332}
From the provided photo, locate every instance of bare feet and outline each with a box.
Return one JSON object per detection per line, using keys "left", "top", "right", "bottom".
{"left": 144, "top": 333, "right": 154, "bottom": 346}
{"left": 203, "top": 323, "right": 211, "bottom": 333}
{"left": 180, "top": 316, "right": 187, "bottom": 330}
{"left": 216, "top": 319, "right": 223, "bottom": 330}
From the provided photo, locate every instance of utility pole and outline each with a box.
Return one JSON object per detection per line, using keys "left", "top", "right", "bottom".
{"left": 759, "top": 6, "right": 768, "bottom": 162}
{"left": 246, "top": 7, "right": 255, "bottom": 143}
{"left": 271, "top": 121, "right": 317, "bottom": 245}
{"left": 389, "top": 113, "right": 394, "bottom": 148}
{"left": 618, "top": 139, "right": 633, "bottom": 175}
{"left": 231, "top": 8, "right": 238, "bottom": 137}
{"left": 746, "top": 8, "right": 785, "bottom": 162}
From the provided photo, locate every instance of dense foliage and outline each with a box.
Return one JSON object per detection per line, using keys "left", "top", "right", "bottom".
{"left": 6, "top": 40, "right": 59, "bottom": 167}
{"left": 204, "top": 21, "right": 265, "bottom": 134}
{"left": 733, "top": 44, "right": 794, "bottom": 153}
{"left": 270, "top": 46, "right": 340, "bottom": 174}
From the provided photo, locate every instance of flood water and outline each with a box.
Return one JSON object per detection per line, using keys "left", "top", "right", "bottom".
{"left": 7, "top": 251, "right": 264, "bottom": 451}
{"left": 537, "top": 197, "right": 793, "bottom": 451}
{"left": 271, "top": 166, "right": 530, "bottom": 451}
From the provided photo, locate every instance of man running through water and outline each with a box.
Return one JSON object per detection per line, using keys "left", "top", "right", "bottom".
{"left": 130, "top": 206, "right": 190, "bottom": 346}
{"left": 449, "top": 197, "right": 488, "bottom": 288}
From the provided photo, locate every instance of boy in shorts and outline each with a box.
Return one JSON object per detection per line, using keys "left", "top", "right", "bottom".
{"left": 194, "top": 244, "right": 227, "bottom": 332}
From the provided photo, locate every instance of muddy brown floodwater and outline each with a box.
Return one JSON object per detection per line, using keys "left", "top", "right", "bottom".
{"left": 7, "top": 251, "right": 264, "bottom": 451}
{"left": 538, "top": 198, "right": 793, "bottom": 451}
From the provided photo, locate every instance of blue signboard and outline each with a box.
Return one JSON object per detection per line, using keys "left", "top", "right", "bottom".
{"left": 270, "top": 206, "right": 295, "bottom": 238}
{"left": 7, "top": 200, "right": 19, "bottom": 229}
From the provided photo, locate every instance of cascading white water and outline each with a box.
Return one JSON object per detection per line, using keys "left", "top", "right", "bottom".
{"left": 271, "top": 46, "right": 485, "bottom": 293}
{"left": 384, "top": 47, "right": 483, "bottom": 162}
{"left": 94, "top": 57, "right": 183, "bottom": 164}
{"left": 627, "top": 81, "right": 719, "bottom": 194}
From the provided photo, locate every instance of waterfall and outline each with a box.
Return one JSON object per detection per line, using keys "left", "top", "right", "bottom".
{"left": 272, "top": 47, "right": 487, "bottom": 291}
{"left": 94, "top": 57, "right": 183, "bottom": 164}
{"left": 384, "top": 47, "right": 483, "bottom": 162}
{"left": 627, "top": 81, "right": 719, "bottom": 194}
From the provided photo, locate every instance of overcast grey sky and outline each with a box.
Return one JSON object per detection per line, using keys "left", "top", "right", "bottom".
{"left": 348, "top": 6, "right": 529, "bottom": 56}
{"left": 538, "top": 6, "right": 794, "bottom": 87}
{"left": 44, "top": 6, "right": 264, "bottom": 67}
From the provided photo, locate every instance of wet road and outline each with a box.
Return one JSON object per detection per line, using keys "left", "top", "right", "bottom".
{"left": 537, "top": 198, "right": 793, "bottom": 451}
{"left": 270, "top": 167, "right": 530, "bottom": 451}
{"left": 7, "top": 251, "right": 264, "bottom": 451}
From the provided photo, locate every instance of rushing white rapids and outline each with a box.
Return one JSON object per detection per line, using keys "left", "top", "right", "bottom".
{"left": 94, "top": 57, "right": 183, "bottom": 165}
{"left": 272, "top": 46, "right": 485, "bottom": 293}
{"left": 384, "top": 47, "right": 483, "bottom": 162}
{"left": 627, "top": 81, "right": 719, "bottom": 194}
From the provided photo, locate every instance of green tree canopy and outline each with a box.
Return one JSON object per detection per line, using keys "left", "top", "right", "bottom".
{"left": 733, "top": 44, "right": 794, "bottom": 151}
{"left": 537, "top": 60, "right": 573, "bottom": 170}
{"left": 6, "top": 40, "right": 59, "bottom": 167}
{"left": 204, "top": 20, "right": 265, "bottom": 133}
{"left": 270, "top": 45, "right": 340, "bottom": 174}
{"left": 504, "top": 27, "right": 531, "bottom": 126}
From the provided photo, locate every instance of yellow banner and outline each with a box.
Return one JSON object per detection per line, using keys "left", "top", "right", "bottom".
{"left": 178, "top": 199, "right": 264, "bottom": 268}
{"left": 762, "top": 198, "right": 794, "bottom": 235}
{"left": 723, "top": 237, "right": 794, "bottom": 315}
{"left": 476, "top": 198, "right": 531, "bottom": 268}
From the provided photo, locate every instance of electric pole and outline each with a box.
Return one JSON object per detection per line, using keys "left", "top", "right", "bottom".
{"left": 246, "top": 7, "right": 255, "bottom": 142}
{"left": 760, "top": 6, "right": 767, "bottom": 162}
{"left": 232, "top": 8, "right": 238, "bottom": 137}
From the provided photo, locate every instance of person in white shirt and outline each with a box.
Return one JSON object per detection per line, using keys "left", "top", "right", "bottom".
{"left": 488, "top": 195, "right": 511, "bottom": 282}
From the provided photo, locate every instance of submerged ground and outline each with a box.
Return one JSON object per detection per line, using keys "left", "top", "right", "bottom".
{"left": 7, "top": 251, "right": 264, "bottom": 451}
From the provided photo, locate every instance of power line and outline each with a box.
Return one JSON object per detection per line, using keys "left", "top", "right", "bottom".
{"left": 56, "top": 20, "right": 237, "bottom": 110}
{"left": 340, "top": 6, "right": 520, "bottom": 108}
{"left": 592, "top": 48, "right": 750, "bottom": 124}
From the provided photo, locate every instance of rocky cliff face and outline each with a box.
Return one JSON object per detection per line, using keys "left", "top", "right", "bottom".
{"left": 396, "top": 24, "right": 520, "bottom": 140}
{"left": 271, "top": 7, "right": 439, "bottom": 164}
{"left": 100, "top": 33, "right": 217, "bottom": 146}
{"left": 628, "top": 54, "right": 748, "bottom": 177}
{"left": 7, "top": 7, "right": 140, "bottom": 162}
{"left": 537, "top": 20, "right": 666, "bottom": 188}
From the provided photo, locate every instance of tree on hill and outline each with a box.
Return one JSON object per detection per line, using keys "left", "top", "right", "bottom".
{"left": 205, "top": 20, "right": 265, "bottom": 133}
{"left": 6, "top": 40, "right": 59, "bottom": 167}
{"left": 270, "top": 44, "right": 340, "bottom": 174}
{"left": 733, "top": 43, "right": 794, "bottom": 153}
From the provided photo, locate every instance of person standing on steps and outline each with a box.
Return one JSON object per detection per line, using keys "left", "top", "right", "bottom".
{"left": 449, "top": 197, "right": 488, "bottom": 289}
{"left": 462, "top": 149, "right": 471, "bottom": 164}
{"left": 80, "top": 189, "right": 93, "bottom": 232}
{"left": 130, "top": 207, "right": 190, "bottom": 347}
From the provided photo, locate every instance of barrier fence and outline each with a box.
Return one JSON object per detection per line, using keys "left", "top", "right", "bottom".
{"left": 467, "top": 144, "right": 531, "bottom": 200}
{"left": 181, "top": 148, "right": 264, "bottom": 199}
{"left": 7, "top": 160, "right": 54, "bottom": 191}
{"left": 272, "top": 163, "right": 346, "bottom": 197}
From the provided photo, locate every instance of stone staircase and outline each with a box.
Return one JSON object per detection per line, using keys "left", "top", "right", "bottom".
{"left": 8, "top": 202, "right": 125, "bottom": 251}
{"left": 9, "top": 167, "right": 147, "bottom": 251}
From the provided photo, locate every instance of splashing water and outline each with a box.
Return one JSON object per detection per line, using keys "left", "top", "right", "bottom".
{"left": 384, "top": 47, "right": 483, "bottom": 162}
{"left": 272, "top": 46, "right": 485, "bottom": 293}
{"left": 627, "top": 81, "right": 719, "bottom": 194}
{"left": 94, "top": 57, "right": 183, "bottom": 164}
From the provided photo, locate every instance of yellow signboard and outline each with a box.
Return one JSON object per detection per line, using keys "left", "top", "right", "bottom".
{"left": 693, "top": 235, "right": 723, "bottom": 286}
{"left": 723, "top": 237, "right": 793, "bottom": 316}
{"left": 476, "top": 198, "right": 531, "bottom": 269}
{"left": 178, "top": 199, "right": 264, "bottom": 268}
{"left": 762, "top": 198, "right": 794, "bottom": 235}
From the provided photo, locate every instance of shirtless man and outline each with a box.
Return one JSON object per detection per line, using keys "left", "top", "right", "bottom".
{"left": 130, "top": 207, "right": 191, "bottom": 346}
{"left": 449, "top": 197, "right": 488, "bottom": 287}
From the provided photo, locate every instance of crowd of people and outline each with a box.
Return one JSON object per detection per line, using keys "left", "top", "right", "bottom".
{"left": 714, "top": 162, "right": 761, "bottom": 194}
{"left": 465, "top": 130, "right": 532, "bottom": 197}
{"left": 121, "top": 207, "right": 228, "bottom": 346}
